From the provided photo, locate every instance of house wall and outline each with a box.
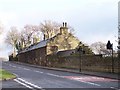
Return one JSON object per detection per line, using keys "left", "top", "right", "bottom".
{"left": 46, "top": 33, "right": 79, "bottom": 55}
{"left": 18, "top": 46, "right": 47, "bottom": 66}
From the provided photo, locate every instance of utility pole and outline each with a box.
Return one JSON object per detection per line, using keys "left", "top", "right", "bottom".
{"left": 77, "top": 42, "right": 85, "bottom": 72}
{"left": 78, "top": 46, "right": 82, "bottom": 72}
{"left": 79, "top": 48, "right": 82, "bottom": 72}
{"left": 77, "top": 42, "right": 82, "bottom": 72}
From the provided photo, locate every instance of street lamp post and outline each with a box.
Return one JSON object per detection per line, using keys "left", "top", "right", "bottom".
{"left": 111, "top": 44, "right": 114, "bottom": 73}
{"left": 78, "top": 43, "right": 85, "bottom": 72}
{"left": 79, "top": 46, "right": 82, "bottom": 72}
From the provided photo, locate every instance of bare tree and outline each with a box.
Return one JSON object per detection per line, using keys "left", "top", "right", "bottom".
{"left": 40, "top": 20, "right": 75, "bottom": 40}
{"left": 90, "top": 42, "right": 110, "bottom": 54}
{"left": 21, "top": 24, "right": 40, "bottom": 47}
{"left": 5, "top": 26, "right": 19, "bottom": 57}
{"left": 40, "top": 20, "right": 61, "bottom": 39}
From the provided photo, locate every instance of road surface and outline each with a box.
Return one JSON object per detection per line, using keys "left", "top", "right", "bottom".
{"left": 2, "top": 61, "right": 119, "bottom": 90}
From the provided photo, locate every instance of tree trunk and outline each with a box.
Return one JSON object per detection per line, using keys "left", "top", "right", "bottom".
{"left": 13, "top": 47, "right": 16, "bottom": 57}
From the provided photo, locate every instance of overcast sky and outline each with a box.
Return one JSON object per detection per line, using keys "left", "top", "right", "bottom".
{"left": 0, "top": 0, "right": 119, "bottom": 59}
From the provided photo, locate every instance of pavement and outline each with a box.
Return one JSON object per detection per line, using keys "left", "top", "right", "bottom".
{"left": 12, "top": 61, "right": 119, "bottom": 80}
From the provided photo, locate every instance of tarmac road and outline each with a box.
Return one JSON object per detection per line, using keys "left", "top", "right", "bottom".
{"left": 1, "top": 61, "right": 120, "bottom": 90}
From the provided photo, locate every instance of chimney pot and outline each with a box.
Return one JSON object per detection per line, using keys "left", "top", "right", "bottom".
{"left": 65, "top": 22, "right": 67, "bottom": 27}
{"left": 63, "top": 22, "right": 64, "bottom": 27}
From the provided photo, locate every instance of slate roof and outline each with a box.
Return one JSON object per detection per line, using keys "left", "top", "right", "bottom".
{"left": 19, "top": 39, "right": 50, "bottom": 53}
{"left": 19, "top": 33, "right": 62, "bottom": 53}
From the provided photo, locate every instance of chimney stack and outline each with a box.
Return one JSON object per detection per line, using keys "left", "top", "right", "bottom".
{"left": 60, "top": 22, "right": 68, "bottom": 34}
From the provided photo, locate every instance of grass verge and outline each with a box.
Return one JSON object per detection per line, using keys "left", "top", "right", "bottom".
{"left": 0, "top": 69, "right": 16, "bottom": 81}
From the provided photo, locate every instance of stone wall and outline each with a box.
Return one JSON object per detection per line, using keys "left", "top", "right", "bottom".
{"left": 47, "top": 54, "right": 120, "bottom": 73}
{"left": 18, "top": 46, "right": 47, "bottom": 66}
{"left": 17, "top": 48, "right": 119, "bottom": 73}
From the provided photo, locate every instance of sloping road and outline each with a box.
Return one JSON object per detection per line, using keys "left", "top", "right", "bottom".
{"left": 2, "top": 61, "right": 119, "bottom": 90}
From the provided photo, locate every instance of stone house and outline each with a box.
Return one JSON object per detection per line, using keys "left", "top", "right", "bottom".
{"left": 17, "top": 22, "right": 80, "bottom": 65}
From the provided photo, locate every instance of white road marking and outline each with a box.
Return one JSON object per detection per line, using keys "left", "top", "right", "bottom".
{"left": 46, "top": 73, "right": 101, "bottom": 87}
{"left": 62, "top": 76, "right": 101, "bottom": 86}
{"left": 110, "top": 87, "right": 116, "bottom": 89}
{"left": 12, "top": 73, "right": 18, "bottom": 77}
{"left": 23, "top": 68, "right": 30, "bottom": 71}
{"left": 18, "top": 67, "right": 22, "bottom": 69}
{"left": 9, "top": 64, "right": 12, "bottom": 67}
{"left": 14, "top": 79, "right": 33, "bottom": 89}
{"left": 46, "top": 73, "right": 100, "bottom": 87}
{"left": 110, "top": 87, "right": 119, "bottom": 90}
{"left": 34, "top": 70, "right": 43, "bottom": 73}
{"left": 12, "top": 66, "right": 16, "bottom": 68}
{"left": 17, "top": 78, "right": 43, "bottom": 89}
{"left": 73, "top": 79, "right": 101, "bottom": 86}
{"left": 3, "top": 63, "right": 7, "bottom": 65}
{"left": 77, "top": 80, "right": 101, "bottom": 86}
{"left": 46, "top": 73, "right": 62, "bottom": 78}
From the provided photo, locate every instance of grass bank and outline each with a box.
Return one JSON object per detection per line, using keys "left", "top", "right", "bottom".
{"left": 0, "top": 69, "right": 16, "bottom": 81}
